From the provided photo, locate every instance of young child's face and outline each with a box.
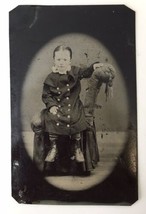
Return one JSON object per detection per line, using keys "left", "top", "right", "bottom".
{"left": 54, "top": 50, "right": 71, "bottom": 73}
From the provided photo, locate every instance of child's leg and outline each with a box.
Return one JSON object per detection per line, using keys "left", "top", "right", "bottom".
{"left": 71, "top": 133, "right": 85, "bottom": 162}
{"left": 45, "top": 134, "right": 58, "bottom": 162}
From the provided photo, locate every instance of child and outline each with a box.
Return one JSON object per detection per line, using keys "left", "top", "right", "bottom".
{"left": 42, "top": 45, "right": 104, "bottom": 163}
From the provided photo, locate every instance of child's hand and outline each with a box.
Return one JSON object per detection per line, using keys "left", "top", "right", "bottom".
{"left": 50, "top": 106, "right": 58, "bottom": 115}
{"left": 93, "top": 63, "right": 104, "bottom": 70}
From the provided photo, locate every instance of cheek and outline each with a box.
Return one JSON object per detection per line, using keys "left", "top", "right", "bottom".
{"left": 54, "top": 60, "right": 59, "bottom": 65}
{"left": 66, "top": 60, "right": 71, "bottom": 65}
{"left": 65, "top": 62, "right": 70, "bottom": 67}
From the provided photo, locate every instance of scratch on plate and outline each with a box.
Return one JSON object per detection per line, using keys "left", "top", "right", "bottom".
{"left": 29, "top": 7, "right": 40, "bottom": 28}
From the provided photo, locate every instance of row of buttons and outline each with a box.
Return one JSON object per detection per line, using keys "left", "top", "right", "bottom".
{"left": 58, "top": 103, "right": 71, "bottom": 108}
{"left": 56, "top": 83, "right": 71, "bottom": 127}
{"left": 57, "top": 84, "right": 69, "bottom": 88}
{"left": 56, "top": 122, "right": 70, "bottom": 128}
{"left": 56, "top": 114, "right": 70, "bottom": 118}
{"left": 57, "top": 97, "right": 70, "bottom": 101}
{"left": 56, "top": 84, "right": 70, "bottom": 91}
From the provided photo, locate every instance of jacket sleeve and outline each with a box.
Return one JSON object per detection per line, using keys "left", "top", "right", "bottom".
{"left": 78, "top": 61, "right": 102, "bottom": 79}
{"left": 78, "top": 64, "right": 95, "bottom": 79}
{"left": 42, "top": 83, "right": 58, "bottom": 110}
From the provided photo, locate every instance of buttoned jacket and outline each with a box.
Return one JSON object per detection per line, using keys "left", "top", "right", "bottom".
{"left": 42, "top": 65, "right": 94, "bottom": 135}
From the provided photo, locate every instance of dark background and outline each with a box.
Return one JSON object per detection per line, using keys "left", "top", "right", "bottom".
{"left": 10, "top": 5, "right": 137, "bottom": 204}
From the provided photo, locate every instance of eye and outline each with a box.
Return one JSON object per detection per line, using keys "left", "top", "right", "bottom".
{"left": 57, "top": 59, "right": 61, "bottom": 61}
{"left": 64, "top": 59, "right": 67, "bottom": 61}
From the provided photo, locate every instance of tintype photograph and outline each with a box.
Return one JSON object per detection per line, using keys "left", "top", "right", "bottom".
{"left": 10, "top": 5, "right": 138, "bottom": 205}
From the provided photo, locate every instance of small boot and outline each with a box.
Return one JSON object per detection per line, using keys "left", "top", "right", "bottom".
{"left": 71, "top": 139, "right": 85, "bottom": 163}
{"left": 45, "top": 139, "right": 58, "bottom": 162}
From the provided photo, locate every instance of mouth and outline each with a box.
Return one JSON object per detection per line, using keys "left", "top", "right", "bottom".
{"left": 59, "top": 66, "right": 65, "bottom": 69}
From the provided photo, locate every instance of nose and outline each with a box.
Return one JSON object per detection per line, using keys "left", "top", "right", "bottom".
{"left": 59, "top": 60, "right": 64, "bottom": 65}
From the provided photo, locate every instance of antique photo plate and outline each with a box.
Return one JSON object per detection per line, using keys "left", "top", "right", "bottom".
{"left": 10, "top": 4, "right": 138, "bottom": 205}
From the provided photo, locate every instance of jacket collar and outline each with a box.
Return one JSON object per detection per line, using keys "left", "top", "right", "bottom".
{"left": 52, "top": 65, "right": 71, "bottom": 75}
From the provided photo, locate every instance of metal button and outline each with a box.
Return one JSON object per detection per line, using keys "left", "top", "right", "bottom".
{"left": 67, "top": 124, "right": 70, "bottom": 127}
{"left": 58, "top": 105, "right": 61, "bottom": 108}
{"left": 56, "top": 123, "right": 60, "bottom": 126}
{"left": 68, "top": 104, "right": 71, "bottom": 107}
{"left": 67, "top": 115, "right": 70, "bottom": 118}
{"left": 57, "top": 87, "right": 60, "bottom": 90}
{"left": 66, "top": 97, "right": 69, "bottom": 100}
{"left": 67, "top": 88, "right": 70, "bottom": 91}
{"left": 68, "top": 109, "right": 70, "bottom": 112}
{"left": 57, "top": 114, "right": 60, "bottom": 118}
{"left": 58, "top": 91, "right": 61, "bottom": 94}
{"left": 57, "top": 98, "right": 60, "bottom": 101}
{"left": 66, "top": 84, "right": 69, "bottom": 87}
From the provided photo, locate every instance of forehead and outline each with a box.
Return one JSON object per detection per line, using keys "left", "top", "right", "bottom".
{"left": 54, "top": 49, "right": 71, "bottom": 58}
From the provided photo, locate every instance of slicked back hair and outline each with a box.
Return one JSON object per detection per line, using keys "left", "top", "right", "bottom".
{"left": 53, "top": 45, "right": 72, "bottom": 59}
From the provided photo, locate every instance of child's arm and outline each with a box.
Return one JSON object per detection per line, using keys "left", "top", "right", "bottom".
{"left": 78, "top": 63, "right": 108, "bottom": 79}
{"left": 42, "top": 83, "right": 58, "bottom": 112}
